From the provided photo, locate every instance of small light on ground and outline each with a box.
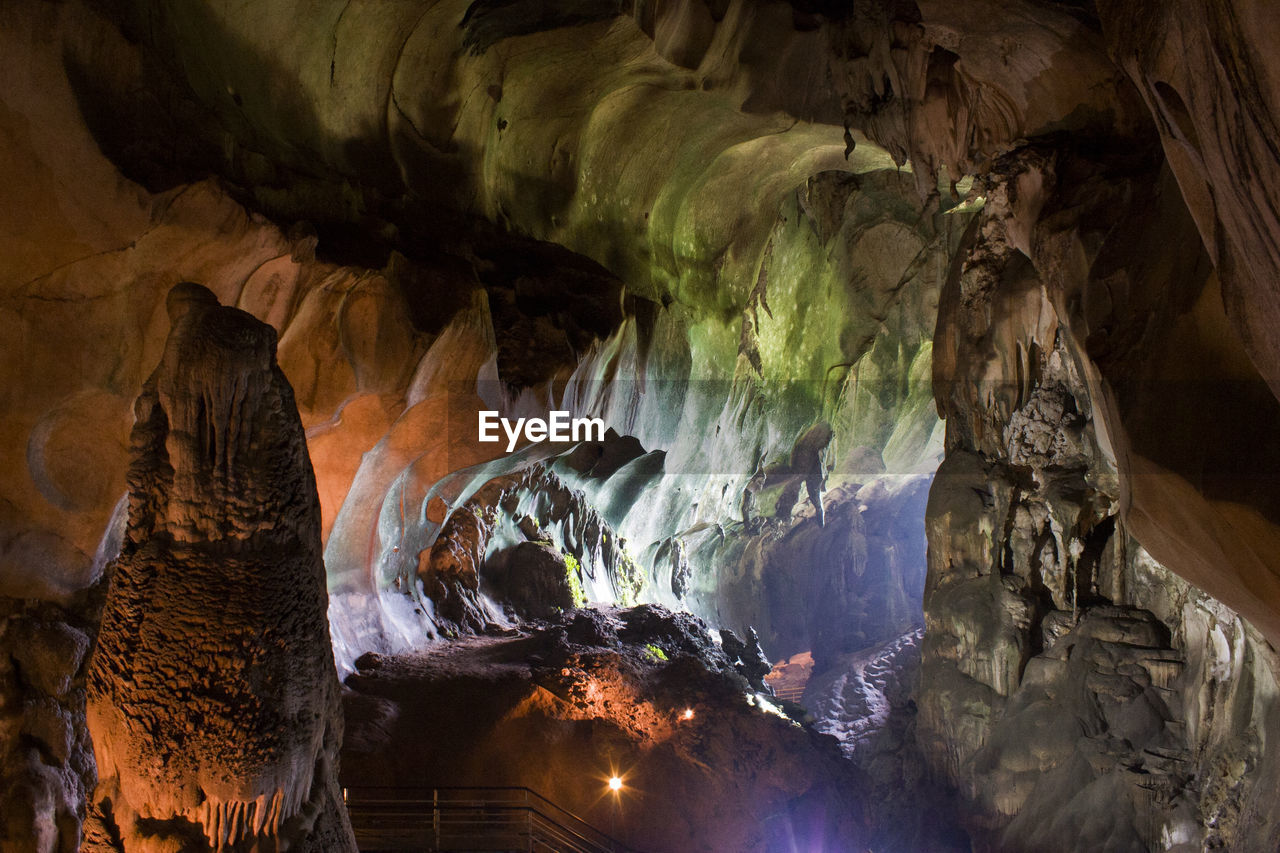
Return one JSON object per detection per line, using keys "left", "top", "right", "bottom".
{"left": 609, "top": 776, "right": 623, "bottom": 791}
{"left": 681, "top": 708, "right": 695, "bottom": 720}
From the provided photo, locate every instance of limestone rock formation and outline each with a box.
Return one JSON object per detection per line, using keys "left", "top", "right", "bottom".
{"left": 6, "top": 0, "right": 1280, "bottom": 850}
{"left": 342, "top": 605, "right": 869, "bottom": 853}
{"left": 0, "top": 595, "right": 100, "bottom": 853}
{"left": 483, "top": 542, "right": 580, "bottom": 620}
{"left": 1098, "top": 0, "right": 1280, "bottom": 396}
{"left": 415, "top": 476, "right": 511, "bottom": 634}
{"left": 1, "top": 0, "right": 955, "bottom": 675}
{"left": 802, "top": 628, "right": 971, "bottom": 853}
{"left": 816, "top": 0, "right": 1280, "bottom": 658}
{"left": 919, "top": 159, "right": 1280, "bottom": 850}
{"left": 84, "top": 284, "right": 355, "bottom": 852}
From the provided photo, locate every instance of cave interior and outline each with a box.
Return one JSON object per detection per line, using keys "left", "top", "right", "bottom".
{"left": 4, "top": 0, "right": 1280, "bottom": 851}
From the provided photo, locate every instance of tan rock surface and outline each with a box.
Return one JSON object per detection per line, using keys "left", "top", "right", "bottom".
{"left": 84, "top": 284, "right": 355, "bottom": 852}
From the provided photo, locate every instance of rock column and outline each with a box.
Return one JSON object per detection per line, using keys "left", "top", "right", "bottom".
{"left": 84, "top": 283, "right": 355, "bottom": 852}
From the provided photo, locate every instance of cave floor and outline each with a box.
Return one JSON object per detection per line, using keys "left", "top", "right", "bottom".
{"left": 336, "top": 611, "right": 880, "bottom": 852}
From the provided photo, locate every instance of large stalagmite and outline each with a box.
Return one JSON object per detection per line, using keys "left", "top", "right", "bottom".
{"left": 84, "top": 283, "right": 355, "bottom": 852}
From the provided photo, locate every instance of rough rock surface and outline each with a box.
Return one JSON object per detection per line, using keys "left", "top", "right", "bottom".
{"left": 83, "top": 284, "right": 355, "bottom": 852}
{"left": 402, "top": 462, "right": 647, "bottom": 631}
{"left": 5, "top": 0, "right": 1280, "bottom": 849}
{"left": 2, "top": 0, "right": 954, "bottom": 677}
{"left": 342, "top": 605, "right": 868, "bottom": 853}
{"left": 824, "top": 0, "right": 1280, "bottom": 655}
{"left": 1098, "top": 0, "right": 1280, "bottom": 397}
{"left": 0, "top": 595, "right": 100, "bottom": 853}
{"left": 418, "top": 448, "right": 932, "bottom": 675}
{"left": 920, "top": 158, "right": 1280, "bottom": 850}
{"left": 692, "top": 472, "right": 931, "bottom": 667}
{"left": 483, "top": 542, "right": 579, "bottom": 621}
{"left": 802, "top": 628, "right": 971, "bottom": 853}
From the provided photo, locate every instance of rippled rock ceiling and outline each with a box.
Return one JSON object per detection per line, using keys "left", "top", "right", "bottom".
{"left": 3, "top": 0, "right": 1280, "bottom": 851}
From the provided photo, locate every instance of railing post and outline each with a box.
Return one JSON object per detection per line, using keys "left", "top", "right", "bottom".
{"left": 433, "top": 788, "right": 440, "bottom": 850}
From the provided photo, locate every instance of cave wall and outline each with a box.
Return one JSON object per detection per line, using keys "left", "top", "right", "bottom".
{"left": 20, "top": 0, "right": 962, "bottom": 671}
{"left": 1, "top": 7, "right": 953, "bottom": 843}
{"left": 827, "top": 2, "right": 1280, "bottom": 846}
{"left": 74, "top": 0, "right": 1280, "bottom": 665}
{"left": 1098, "top": 0, "right": 1280, "bottom": 398}
{"left": 921, "top": 152, "right": 1280, "bottom": 850}
{"left": 4, "top": 0, "right": 1280, "bottom": 850}
{"left": 819, "top": 0, "right": 1280, "bottom": 650}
